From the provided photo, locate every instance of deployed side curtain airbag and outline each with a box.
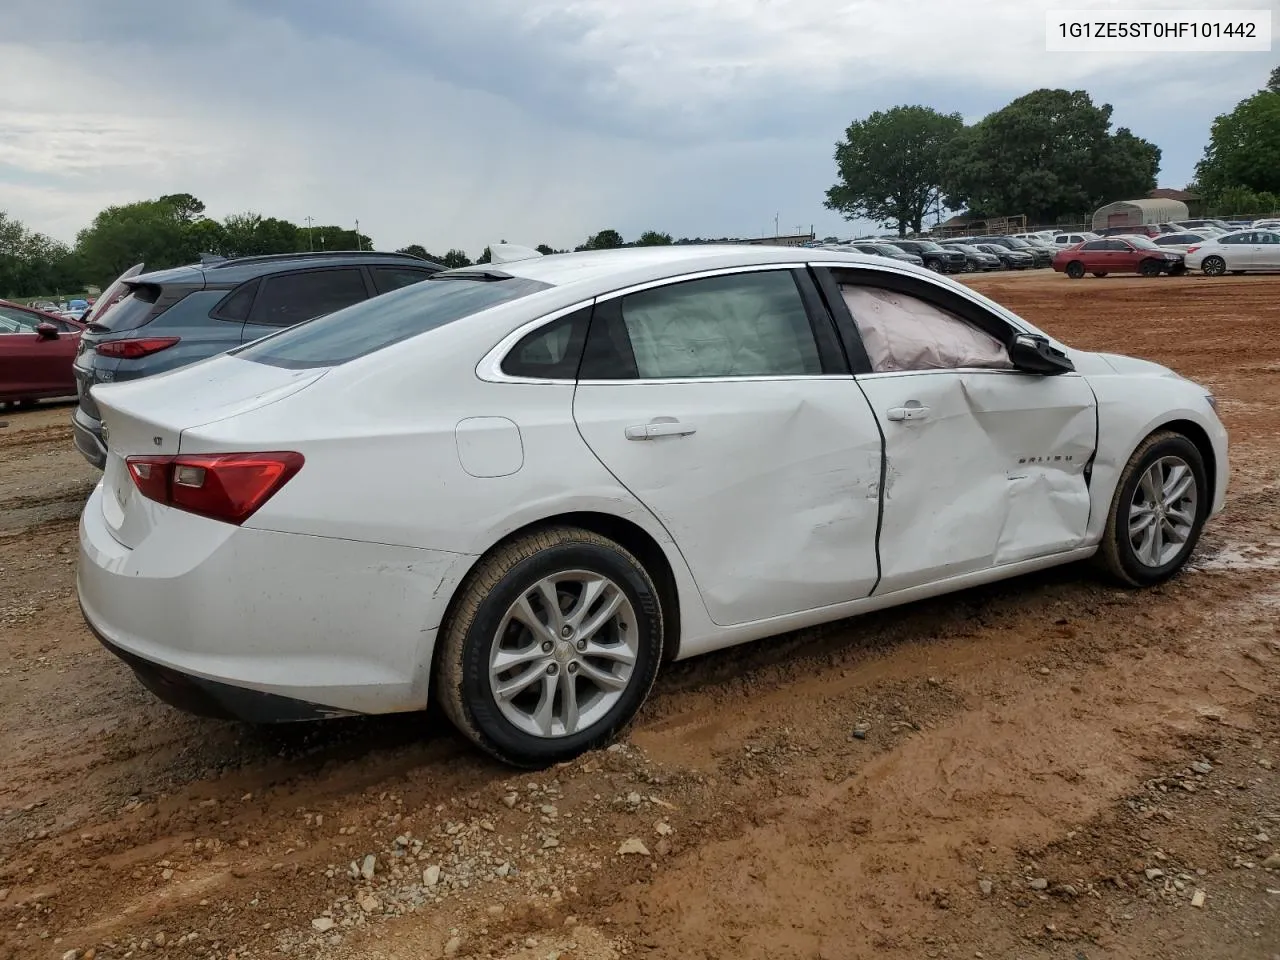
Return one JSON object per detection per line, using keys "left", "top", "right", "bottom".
{"left": 621, "top": 273, "right": 823, "bottom": 379}
{"left": 839, "top": 284, "right": 1012, "bottom": 373}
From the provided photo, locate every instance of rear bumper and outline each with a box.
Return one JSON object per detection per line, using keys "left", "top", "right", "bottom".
{"left": 85, "top": 611, "right": 354, "bottom": 722}
{"left": 72, "top": 406, "right": 107, "bottom": 469}
{"left": 77, "top": 484, "right": 470, "bottom": 718}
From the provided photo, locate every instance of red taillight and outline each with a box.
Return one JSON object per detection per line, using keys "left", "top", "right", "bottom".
{"left": 96, "top": 337, "right": 180, "bottom": 359}
{"left": 1186, "top": 245, "right": 1200, "bottom": 254}
{"left": 126, "top": 452, "right": 304, "bottom": 525}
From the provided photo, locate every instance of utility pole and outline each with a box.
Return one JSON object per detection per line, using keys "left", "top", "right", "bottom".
{"left": 305, "top": 216, "right": 314, "bottom": 251}
{"left": 774, "top": 212, "right": 779, "bottom": 238}
{"left": 354, "top": 219, "right": 361, "bottom": 251}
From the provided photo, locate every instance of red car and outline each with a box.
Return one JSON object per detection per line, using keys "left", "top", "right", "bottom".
{"left": 1052, "top": 236, "right": 1186, "bottom": 279}
{"left": 0, "top": 300, "right": 86, "bottom": 408}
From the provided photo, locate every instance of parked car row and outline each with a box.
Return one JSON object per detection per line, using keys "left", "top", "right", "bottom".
{"left": 824, "top": 234, "right": 1056, "bottom": 273}
{"left": 1052, "top": 226, "right": 1280, "bottom": 279}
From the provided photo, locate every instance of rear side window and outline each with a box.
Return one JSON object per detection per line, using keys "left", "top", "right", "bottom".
{"left": 236, "top": 276, "right": 552, "bottom": 370}
{"left": 212, "top": 279, "right": 260, "bottom": 322}
{"left": 500, "top": 308, "right": 590, "bottom": 379}
{"left": 250, "top": 269, "right": 370, "bottom": 327}
{"left": 1081, "top": 240, "right": 1107, "bottom": 251}
{"left": 91, "top": 285, "right": 160, "bottom": 332}
{"left": 372, "top": 266, "right": 437, "bottom": 295}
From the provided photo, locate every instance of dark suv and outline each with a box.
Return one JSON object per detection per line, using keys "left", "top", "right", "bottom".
{"left": 72, "top": 251, "right": 443, "bottom": 468}
{"left": 880, "top": 240, "right": 967, "bottom": 273}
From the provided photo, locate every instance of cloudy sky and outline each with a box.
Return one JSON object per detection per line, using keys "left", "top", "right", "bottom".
{"left": 0, "top": 0, "right": 1273, "bottom": 256}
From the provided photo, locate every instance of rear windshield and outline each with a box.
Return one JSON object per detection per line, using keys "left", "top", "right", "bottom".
{"left": 234, "top": 274, "right": 552, "bottom": 370}
{"left": 90, "top": 286, "right": 159, "bottom": 332}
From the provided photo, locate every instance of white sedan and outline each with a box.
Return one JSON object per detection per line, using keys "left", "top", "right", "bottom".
{"left": 79, "top": 245, "right": 1228, "bottom": 766}
{"left": 1184, "top": 229, "right": 1280, "bottom": 275}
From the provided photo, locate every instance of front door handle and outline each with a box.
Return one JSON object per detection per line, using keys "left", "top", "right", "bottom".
{"left": 625, "top": 420, "right": 697, "bottom": 440}
{"left": 885, "top": 403, "right": 929, "bottom": 422}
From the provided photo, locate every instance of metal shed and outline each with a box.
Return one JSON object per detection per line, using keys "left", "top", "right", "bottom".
{"left": 1092, "top": 198, "right": 1190, "bottom": 230}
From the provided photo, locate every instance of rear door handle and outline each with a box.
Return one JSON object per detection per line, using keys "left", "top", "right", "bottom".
{"left": 886, "top": 403, "right": 929, "bottom": 422}
{"left": 625, "top": 420, "right": 697, "bottom": 440}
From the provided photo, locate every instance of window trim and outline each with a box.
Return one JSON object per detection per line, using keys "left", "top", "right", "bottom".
{"left": 476, "top": 300, "right": 598, "bottom": 384}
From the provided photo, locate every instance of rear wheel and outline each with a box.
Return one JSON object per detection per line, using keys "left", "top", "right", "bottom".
{"left": 1065, "top": 261, "right": 1085, "bottom": 279}
{"left": 1139, "top": 258, "right": 1163, "bottom": 277}
{"left": 437, "top": 527, "right": 664, "bottom": 767}
{"left": 1202, "top": 256, "right": 1227, "bottom": 277}
{"left": 926, "top": 260, "right": 943, "bottom": 273}
{"left": 1095, "top": 431, "right": 1208, "bottom": 588}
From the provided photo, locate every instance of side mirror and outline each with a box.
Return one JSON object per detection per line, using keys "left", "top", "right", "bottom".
{"left": 35, "top": 322, "right": 60, "bottom": 341}
{"left": 1009, "top": 333, "right": 1074, "bottom": 375}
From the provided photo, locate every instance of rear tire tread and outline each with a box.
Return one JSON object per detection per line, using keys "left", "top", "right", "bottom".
{"left": 437, "top": 526, "right": 662, "bottom": 768}
{"left": 1094, "top": 430, "right": 1207, "bottom": 588}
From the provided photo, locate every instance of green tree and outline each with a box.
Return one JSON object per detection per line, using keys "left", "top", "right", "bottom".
{"left": 824, "top": 105, "right": 964, "bottom": 237}
{"left": 0, "top": 211, "right": 80, "bottom": 298}
{"left": 219, "top": 213, "right": 299, "bottom": 257}
{"left": 303, "top": 225, "right": 373, "bottom": 253}
{"left": 635, "top": 230, "right": 673, "bottom": 246}
{"left": 476, "top": 246, "right": 492, "bottom": 264}
{"left": 441, "top": 249, "right": 472, "bottom": 268}
{"left": 1195, "top": 89, "right": 1280, "bottom": 200}
{"left": 575, "top": 229, "right": 624, "bottom": 251}
{"left": 1268, "top": 65, "right": 1280, "bottom": 94}
{"left": 76, "top": 197, "right": 195, "bottom": 286}
{"left": 535, "top": 244, "right": 562, "bottom": 255}
{"left": 944, "top": 89, "right": 1160, "bottom": 223}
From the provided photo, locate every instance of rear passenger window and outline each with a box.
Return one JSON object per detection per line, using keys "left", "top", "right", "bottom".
{"left": 372, "top": 267, "right": 435, "bottom": 295}
{"left": 500, "top": 308, "right": 590, "bottom": 379}
{"left": 582, "top": 270, "right": 822, "bottom": 380}
{"left": 1081, "top": 240, "right": 1107, "bottom": 251}
{"left": 251, "top": 269, "right": 369, "bottom": 326}
{"left": 212, "top": 279, "right": 260, "bottom": 322}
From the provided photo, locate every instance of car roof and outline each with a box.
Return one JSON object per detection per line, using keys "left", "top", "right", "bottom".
{"left": 442, "top": 244, "right": 907, "bottom": 294}
{"left": 132, "top": 251, "right": 443, "bottom": 289}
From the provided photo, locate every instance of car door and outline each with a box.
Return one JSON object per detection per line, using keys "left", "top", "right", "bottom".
{"left": 239, "top": 267, "right": 374, "bottom": 343}
{"left": 817, "top": 268, "right": 1098, "bottom": 594}
{"left": 571, "top": 265, "right": 883, "bottom": 626}
{"left": 1076, "top": 239, "right": 1107, "bottom": 270}
{"left": 1241, "top": 230, "right": 1275, "bottom": 268}
{"left": 1256, "top": 231, "right": 1280, "bottom": 268}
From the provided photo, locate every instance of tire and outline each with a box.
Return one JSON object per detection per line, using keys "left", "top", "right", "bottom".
{"left": 1139, "top": 258, "right": 1163, "bottom": 277}
{"left": 436, "top": 526, "right": 664, "bottom": 767}
{"left": 1095, "top": 431, "right": 1209, "bottom": 588}
{"left": 1201, "top": 256, "right": 1227, "bottom": 277}
{"left": 926, "top": 260, "right": 943, "bottom": 273}
{"left": 1065, "top": 261, "right": 1085, "bottom": 279}
{"left": 1091, "top": 272, "right": 1108, "bottom": 278}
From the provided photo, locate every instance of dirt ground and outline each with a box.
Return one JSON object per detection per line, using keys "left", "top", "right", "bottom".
{"left": 1, "top": 272, "right": 1278, "bottom": 960}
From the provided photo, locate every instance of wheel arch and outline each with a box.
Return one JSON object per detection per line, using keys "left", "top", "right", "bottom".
{"left": 1151, "top": 418, "right": 1218, "bottom": 509}
{"left": 429, "top": 511, "right": 685, "bottom": 693}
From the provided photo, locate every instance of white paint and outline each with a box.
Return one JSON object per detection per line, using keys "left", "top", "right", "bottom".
{"left": 573, "top": 378, "right": 882, "bottom": 625}
{"left": 455, "top": 417, "right": 524, "bottom": 478}
{"left": 80, "top": 246, "right": 1231, "bottom": 721}
{"left": 857, "top": 370, "right": 1096, "bottom": 594}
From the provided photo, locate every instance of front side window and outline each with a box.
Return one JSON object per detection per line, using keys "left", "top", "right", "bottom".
{"left": 1257, "top": 232, "right": 1280, "bottom": 244}
{"left": 250, "top": 269, "right": 369, "bottom": 327}
{"left": 0, "top": 306, "right": 39, "bottom": 332}
{"left": 840, "top": 284, "right": 1011, "bottom": 374}
{"left": 582, "top": 270, "right": 823, "bottom": 380}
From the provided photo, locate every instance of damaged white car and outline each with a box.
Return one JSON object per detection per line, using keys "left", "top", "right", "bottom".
{"left": 78, "top": 244, "right": 1227, "bottom": 766}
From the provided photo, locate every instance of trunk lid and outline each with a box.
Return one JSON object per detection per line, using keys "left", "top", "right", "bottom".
{"left": 92, "top": 356, "right": 327, "bottom": 548}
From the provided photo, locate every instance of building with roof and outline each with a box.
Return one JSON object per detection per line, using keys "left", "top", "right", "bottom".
{"left": 1092, "top": 197, "right": 1190, "bottom": 231}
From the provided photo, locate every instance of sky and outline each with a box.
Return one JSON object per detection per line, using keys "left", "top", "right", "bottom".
{"left": 0, "top": 0, "right": 1274, "bottom": 257}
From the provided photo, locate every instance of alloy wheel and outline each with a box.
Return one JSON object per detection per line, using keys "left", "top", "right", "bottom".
{"left": 1202, "top": 256, "right": 1226, "bottom": 277}
{"left": 488, "top": 571, "right": 639, "bottom": 738}
{"left": 1127, "top": 456, "right": 1198, "bottom": 568}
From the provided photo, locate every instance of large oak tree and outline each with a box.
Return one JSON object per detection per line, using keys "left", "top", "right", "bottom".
{"left": 824, "top": 105, "right": 964, "bottom": 237}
